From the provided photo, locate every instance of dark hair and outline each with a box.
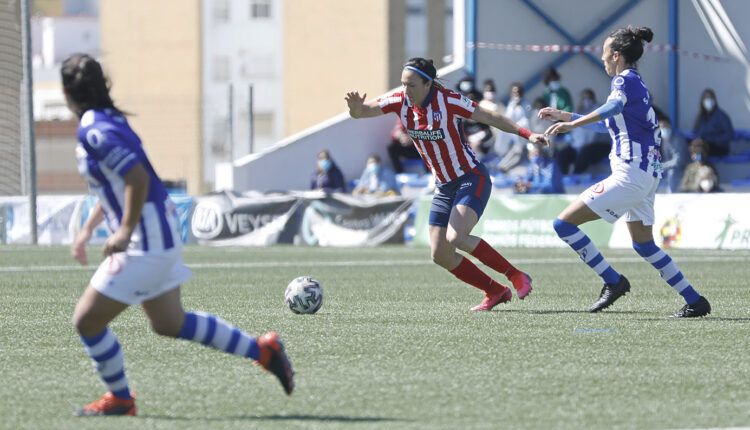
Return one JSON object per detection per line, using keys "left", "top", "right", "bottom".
{"left": 608, "top": 26, "right": 653, "bottom": 65}
{"left": 61, "top": 53, "right": 121, "bottom": 117}
{"left": 509, "top": 81, "right": 524, "bottom": 97}
{"left": 542, "top": 67, "right": 560, "bottom": 85}
{"left": 482, "top": 79, "right": 496, "bottom": 92}
{"left": 403, "top": 57, "right": 437, "bottom": 83}
{"left": 693, "top": 88, "right": 718, "bottom": 131}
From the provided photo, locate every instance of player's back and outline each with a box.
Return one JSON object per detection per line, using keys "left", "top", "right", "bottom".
{"left": 76, "top": 109, "right": 180, "bottom": 252}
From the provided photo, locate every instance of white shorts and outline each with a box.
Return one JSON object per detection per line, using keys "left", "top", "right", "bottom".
{"left": 90, "top": 248, "right": 192, "bottom": 305}
{"left": 580, "top": 161, "right": 659, "bottom": 225}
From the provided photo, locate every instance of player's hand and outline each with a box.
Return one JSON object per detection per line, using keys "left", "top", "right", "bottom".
{"left": 71, "top": 230, "right": 92, "bottom": 266}
{"left": 103, "top": 228, "right": 131, "bottom": 256}
{"left": 537, "top": 107, "right": 568, "bottom": 121}
{"left": 528, "top": 133, "right": 550, "bottom": 147}
{"left": 345, "top": 91, "right": 367, "bottom": 118}
{"left": 545, "top": 122, "right": 574, "bottom": 136}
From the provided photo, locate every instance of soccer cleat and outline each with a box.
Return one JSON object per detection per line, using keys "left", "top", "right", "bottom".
{"left": 257, "top": 332, "right": 295, "bottom": 395}
{"left": 673, "top": 296, "right": 711, "bottom": 318}
{"left": 75, "top": 392, "right": 136, "bottom": 417}
{"left": 589, "top": 275, "right": 631, "bottom": 313}
{"left": 510, "top": 271, "right": 533, "bottom": 299}
{"left": 470, "top": 286, "right": 512, "bottom": 311}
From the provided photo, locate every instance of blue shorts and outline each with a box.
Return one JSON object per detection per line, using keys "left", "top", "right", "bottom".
{"left": 429, "top": 164, "right": 491, "bottom": 227}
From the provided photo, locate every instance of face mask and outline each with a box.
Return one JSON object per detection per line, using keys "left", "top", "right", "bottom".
{"left": 366, "top": 163, "right": 380, "bottom": 174}
{"left": 483, "top": 91, "right": 495, "bottom": 101}
{"left": 702, "top": 98, "right": 715, "bottom": 111}
{"left": 459, "top": 81, "right": 473, "bottom": 93}
{"left": 693, "top": 153, "right": 703, "bottom": 162}
{"left": 699, "top": 179, "right": 713, "bottom": 192}
{"left": 549, "top": 81, "right": 561, "bottom": 91}
{"left": 318, "top": 159, "right": 332, "bottom": 172}
{"left": 510, "top": 95, "right": 521, "bottom": 104}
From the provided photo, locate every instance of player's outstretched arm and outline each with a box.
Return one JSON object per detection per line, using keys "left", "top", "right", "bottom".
{"left": 345, "top": 91, "right": 383, "bottom": 119}
{"left": 471, "top": 105, "right": 549, "bottom": 146}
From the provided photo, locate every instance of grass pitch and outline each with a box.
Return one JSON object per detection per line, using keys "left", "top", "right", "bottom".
{"left": 0, "top": 245, "right": 748, "bottom": 430}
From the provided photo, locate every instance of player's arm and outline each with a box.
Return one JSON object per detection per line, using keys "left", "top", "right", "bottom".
{"left": 545, "top": 94, "right": 624, "bottom": 135}
{"left": 345, "top": 91, "right": 384, "bottom": 119}
{"left": 471, "top": 105, "right": 549, "bottom": 146}
{"left": 103, "top": 163, "right": 149, "bottom": 256}
{"left": 71, "top": 202, "right": 104, "bottom": 265}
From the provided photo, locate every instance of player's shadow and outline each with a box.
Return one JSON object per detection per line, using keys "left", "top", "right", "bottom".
{"left": 635, "top": 316, "right": 750, "bottom": 322}
{"left": 139, "top": 414, "right": 406, "bottom": 423}
{"left": 498, "top": 309, "right": 650, "bottom": 315}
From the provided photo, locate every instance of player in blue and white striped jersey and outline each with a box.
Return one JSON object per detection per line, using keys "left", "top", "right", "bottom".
{"left": 540, "top": 26, "right": 711, "bottom": 318}
{"left": 63, "top": 54, "right": 294, "bottom": 417}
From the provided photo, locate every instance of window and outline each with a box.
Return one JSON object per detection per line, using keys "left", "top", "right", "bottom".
{"left": 212, "top": 56, "right": 230, "bottom": 82}
{"left": 250, "top": 0, "right": 271, "bottom": 19}
{"left": 213, "top": 0, "right": 230, "bottom": 22}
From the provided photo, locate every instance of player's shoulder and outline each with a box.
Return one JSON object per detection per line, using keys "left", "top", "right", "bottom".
{"left": 77, "top": 109, "right": 131, "bottom": 150}
{"left": 611, "top": 69, "right": 643, "bottom": 88}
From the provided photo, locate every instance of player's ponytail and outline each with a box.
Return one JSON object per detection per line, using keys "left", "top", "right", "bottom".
{"left": 609, "top": 25, "right": 653, "bottom": 65}
{"left": 61, "top": 53, "right": 123, "bottom": 118}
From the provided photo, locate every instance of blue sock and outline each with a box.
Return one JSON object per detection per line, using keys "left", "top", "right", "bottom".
{"left": 553, "top": 219, "right": 621, "bottom": 285}
{"left": 80, "top": 328, "right": 132, "bottom": 400}
{"left": 178, "top": 311, "right": 260, "bottom": 360}
{"left": 632, "top": 241, "right": 701, "bottom": 305}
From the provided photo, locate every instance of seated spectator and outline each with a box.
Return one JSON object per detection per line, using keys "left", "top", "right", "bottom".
{"left": 495, "top": 82, "right": 532, "bottom": 174}
{"left": 568, "top": 88, "right": 610, "bottom": 174}
{"left": 310, "top": 149, "right": 346, "bottom": 193}
{"left": 387, "top": 119, "right": 424, "bottom": 174}
{"left": 353, "top": 155, "right": 399, "bottom": 196}
{"left": 542, "top": 67, "right": 573, "bottom": 113}
{"left": 515, "top": 142, "right": 565, "bottom": 194}
{"left": 529, "top": 97, "right": 552, "bottom": 134}
{"left": 679, "top": 139, "right": 720, "bottom": 193}
{"left": 692, "top": 88, "right": 734, "bottom": 157}
{"left": 478, "top": 79, "right": 504, "bottom": 115}
{"left": 659, "top": 116, "right": 689, "bottom": 193}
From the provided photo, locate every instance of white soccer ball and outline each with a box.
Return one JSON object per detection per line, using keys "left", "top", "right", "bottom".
{"left": 285, "top": 276, "right": 324, "bottom": 314}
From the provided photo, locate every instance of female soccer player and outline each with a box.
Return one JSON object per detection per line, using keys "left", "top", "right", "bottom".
{"left": 541, "top": 26, "right": 711, "bottom": 317}
{"left": 63, "top": 54, "right": 294, "bottom": 417}
{"left": 345, "top": 58, "right": 547, "bottom": 311}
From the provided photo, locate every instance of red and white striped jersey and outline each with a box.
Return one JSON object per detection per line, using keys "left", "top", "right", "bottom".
{"left": 377, "top": 87, "right": 480, "bottom": 184}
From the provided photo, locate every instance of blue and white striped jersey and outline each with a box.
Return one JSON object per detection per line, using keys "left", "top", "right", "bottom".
{"left": 75, "top": 109, "right": 181, "bottom": 252}
{"left": 605, "top": 69, "right": 663, "bottom": 178}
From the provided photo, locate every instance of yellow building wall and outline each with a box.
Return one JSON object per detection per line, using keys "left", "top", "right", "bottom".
{"left": 283, "top": 0, "right": 405, "bottom": 137}
{"left": 100, "top": 0, "right": 204, "bottom": 194}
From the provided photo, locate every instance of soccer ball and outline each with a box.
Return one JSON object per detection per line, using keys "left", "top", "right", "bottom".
{"left": 285, "top": 276, "right": 324, "bottom": 314}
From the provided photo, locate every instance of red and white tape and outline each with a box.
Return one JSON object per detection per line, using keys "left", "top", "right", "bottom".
{"left": 467, "top": 42, "right": 731, "bottom": 62}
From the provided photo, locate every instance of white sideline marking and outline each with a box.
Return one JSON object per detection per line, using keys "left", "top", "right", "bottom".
{"left": 0, "top": 255, "right": 749, "bottom": 273}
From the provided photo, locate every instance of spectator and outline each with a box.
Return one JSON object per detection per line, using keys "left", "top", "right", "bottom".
{"left": 515, "top": 142, "right": 565, "bottom": 194}
{"left": 478, "top": 79, "right": 504, "bottom": 115}
{"left": 456, "top": 77, "right": 495, "bottom": 158}
{"left": 529, "top": 97, "right": 552, "bottom": 134}
{"left": 692, "top": 88, "right": 734, "bottom": 157}
{"left": 387, "top": 119, "right": 424, "bottom": 174}
{"left": 679, "top": 139, "right": 720, "bottom": 193}
{"left": 569, "top": 88, "right": 610, "bottom": 174}
{"left": 496, "top": 82, "right": 532, "bottom": 174}
{"left": 353, "top": 155, "right": 399, "bottom": 196}
{"left": 542, "top": 67, "right": 573, "bottom": 112}
{"left": 659, "top": 116, "right": 689, "bottom": 193}
{"left": 310, "top": 149, "right": 346, "bottom": 193}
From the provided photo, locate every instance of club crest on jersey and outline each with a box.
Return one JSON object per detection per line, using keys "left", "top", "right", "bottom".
{"left": 407, "top": 128, "right": 446, "bottom": 141}
{"left": 432, "top": 111, "right": 442, "bottom": 122}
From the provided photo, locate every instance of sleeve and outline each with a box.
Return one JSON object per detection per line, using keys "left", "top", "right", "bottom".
{"left": 445, "top": 91, "right": 477, "bottom": 118}
{"left": 81, "top": 125, "right": 140, "bottom": 176}
{"left": 571, "top": 113, "right": 609, "bottom": 133}
{"left": 608, "top": 75, "right": 628, "bottom": 105}
{"left": 377, "top": 92, "right": 404, "bottom": 115}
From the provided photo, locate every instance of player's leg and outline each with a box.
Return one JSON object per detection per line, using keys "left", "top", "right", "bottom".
{"left": 141, "top": 288, "right": 294, "bottom": 394}
{"left": 73, "top": 286, "right": 135, "bottom": 416}
{"left": 628, "top": 222, "right": 710, "bottom": 318}
{"left": 553, "top": 197, "right": 629, "bottom": 312}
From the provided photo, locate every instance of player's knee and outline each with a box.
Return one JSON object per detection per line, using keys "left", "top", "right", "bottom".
{"left": 150, "top": 320, "right": 181, "bottom": 338}
{"left": 445, "top": 230, "right": 466, "bottom": 248}
{"left": 430, "top": 248, "right": 453, "bottom": 268}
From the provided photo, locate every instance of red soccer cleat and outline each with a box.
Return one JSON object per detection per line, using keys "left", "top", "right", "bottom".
{"left": 257, "top": 332, "right": 295, "bottom": 395}
{"left": 75, "top": 392, "right": 136, "bottom": 417}
{"left": 470, "top": 286, "right": 512, "bottom": 311}
{"left": 510, "top": 271, "right": 533, "bottom": 300}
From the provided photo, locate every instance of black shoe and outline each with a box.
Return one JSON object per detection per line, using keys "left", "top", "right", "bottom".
{"left": 673, "top": 296, "right": 711, "bottom": 318}
{"left": 589, "top": 275, "right": 630, "bottom": 313}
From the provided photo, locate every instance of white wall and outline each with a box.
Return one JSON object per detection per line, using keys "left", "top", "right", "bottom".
{"left": 474, "top": 0, "right": 750, "bottom": 130}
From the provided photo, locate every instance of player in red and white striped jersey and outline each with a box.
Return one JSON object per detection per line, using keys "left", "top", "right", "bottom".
{"left": 346, "top": 57, "right": 548, "bottom": 311}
